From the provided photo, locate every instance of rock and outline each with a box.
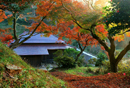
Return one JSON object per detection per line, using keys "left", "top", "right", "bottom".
{"left": 5, "top": 64, "right": 22, "bottom": 76}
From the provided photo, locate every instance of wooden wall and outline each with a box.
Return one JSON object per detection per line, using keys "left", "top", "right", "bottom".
{"left": 21, "top": 55, "right": 42, "bottom": 67}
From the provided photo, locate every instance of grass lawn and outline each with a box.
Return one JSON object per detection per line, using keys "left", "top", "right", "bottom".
{"left": 53, "top": 66, "right": 99, "bottom": 77}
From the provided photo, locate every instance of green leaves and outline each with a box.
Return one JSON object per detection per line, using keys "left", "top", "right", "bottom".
{"left": 103, "top": 0, "right": 130, "bottom": 35}
{"left": 7, "top": 17, "right": 13, "bottom": 25}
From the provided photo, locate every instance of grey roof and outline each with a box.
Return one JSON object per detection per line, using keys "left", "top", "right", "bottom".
{"left": 20, "top": 33, "right": 65, "bottom": 44}
{"left": 76, "top": 48, "right": 97, "bottom": 59}
{"left": 14, "top": 44, "right": 67, "bottom": 55}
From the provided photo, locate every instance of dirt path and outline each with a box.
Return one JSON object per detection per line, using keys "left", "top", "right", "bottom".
{"left": 50, "top": 71, "right": 130, "bottom": 88}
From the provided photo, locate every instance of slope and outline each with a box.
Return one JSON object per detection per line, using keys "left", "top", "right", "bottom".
{"left": 0, "top": 42, "right": 68, "bottom": 88}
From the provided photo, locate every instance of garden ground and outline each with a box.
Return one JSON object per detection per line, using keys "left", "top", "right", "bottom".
{"left": 50, "top": 69, "right": 130, "bottom": 88}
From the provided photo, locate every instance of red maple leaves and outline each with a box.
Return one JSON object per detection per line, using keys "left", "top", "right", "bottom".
{"left": 0, "top": 28, "right": 13, "bottom": 45}
{"left": 95, "top": 24, "right": 108, "bottom": 39}
{"left": 57, "top": 21, "right": 98, "bottom": 47}
{"left": 51, "top": 71, "right": 130, "bottom": 88}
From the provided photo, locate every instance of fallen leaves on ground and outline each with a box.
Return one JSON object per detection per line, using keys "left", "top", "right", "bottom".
{"left": 50, "top": 71, "right": 130, "bottom": 88}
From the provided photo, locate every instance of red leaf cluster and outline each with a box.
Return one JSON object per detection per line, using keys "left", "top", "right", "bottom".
{"left": 95, "top": 24, "right": 108, "bottom": 38}
{"left": 0, "top": 28, "right": 13, "bottom": 45}
{"left": 57, "top": 21, "right": 98, "bottom": 46}
{"left": 51, "top": 72, "right": 130, "bottom": 88}
{"left": 0, "top": 9, "right": 7, "bottom": 22}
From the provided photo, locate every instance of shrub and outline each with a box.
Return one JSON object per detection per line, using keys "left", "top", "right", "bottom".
{"left": 94, "top": 66, "right": 109, "bottom": 74}
{"left": 95, "top": 52, "right": 108, "bottom": 67}
{"left": 118, "top": 59, "right": 130, "bottom": 72}
{"left": 77, "top": 56, "right": 85, "bottom": 67}
{"left": 64, "top": 48, "right": 79, "bottom": 59}
{"left": 88, "top": 58, "right": 97, "bottom": 64}
{"left": 53, "top": 48, "right": 85, "bottom": 68}
{"left": 102, "top": 60, "right": 111, "bottom": 71}
{"left": 85, "top": 64, "right": 93, "bottom": 67}
{"left": 54, "top": 56, "right": 75, "bottom": 68}
{"left": 86, "top": 67, "right": 93, "bottom": 73}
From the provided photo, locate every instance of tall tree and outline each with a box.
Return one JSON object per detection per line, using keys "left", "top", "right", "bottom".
{"left": 57, "top": 0, "right": 130, "bottom": 72}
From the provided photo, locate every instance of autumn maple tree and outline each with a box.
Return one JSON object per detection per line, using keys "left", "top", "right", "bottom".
{"left": 54, "top": 0, "right": 130, "bottom": 72}
{"left": 56, "top": 21, "right": 98, "bottom": 63}
{"left": 0, "top": 0, "right": 62, "bottom": 49}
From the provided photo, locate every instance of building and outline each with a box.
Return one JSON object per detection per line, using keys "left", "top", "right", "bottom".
{"left": 14, "top": 33, "right": 67, "bottom": 67}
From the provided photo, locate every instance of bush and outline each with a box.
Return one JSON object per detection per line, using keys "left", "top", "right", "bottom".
{"left": 95, "top": 52, "right": 108, "bottom": 67}
{"left": 77, "top": 56, "right": 85, "bottom": 67}
{"left": 88, "top": 58, "right": 97, "bottom": 64}
{"left": 53, "top": 48, "right": 85, "bottom": 68}
{"left": 54, "top": 55, "right": 75, "bottom": 68}
{"left": 85, "top": 64, "right": 93, "bottom": 67}
{"left": 86, "top": 67, "right": 93, "bottom": 73}
{"left": 95, "top": 66, "right": 109, "bottom": 74}
{"left": 118, "top": 59, "right": 130, "bottom": 72}
{"left": 64, "top": 48, "right": 79, "bottom": 59}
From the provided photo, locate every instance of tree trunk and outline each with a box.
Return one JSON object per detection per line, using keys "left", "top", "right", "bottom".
{"left": 9, "top": 40, "right": 20, "bottom": 49}
{"left": 75, "top": 52, "right": 82, "bottom": 63}
{"left": 9, "top": 43, "right": 19, "bottom": 49}
{"left": 110, "top": 61, "right": 118, "bottom": 72}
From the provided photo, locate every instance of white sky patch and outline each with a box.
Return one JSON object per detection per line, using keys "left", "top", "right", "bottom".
{"left": 74, "top": 0, "right": 99, "bottom": 10}
{"left": 75, "top": 0, "right": 110, "bottom": 10}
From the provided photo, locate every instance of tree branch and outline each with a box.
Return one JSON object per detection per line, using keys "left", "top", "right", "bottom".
{"left": 61, "top": 0, "right": 90, "bottom": 31}
{"left": 75, "top": 41, "right": 87, "bottom": 62}
{"left": 62, "top": 0, "right": 109, "bottom": 53}
{"left": 19, "top": 2, "right": 55, "bottom": 45}
{"left": 108, "top": 36, "right": 115, "bottom": 58}
{"left": 91, "top": 31, "right": 110, "bottom": 52}
{"left": 13, "top": 13, "right": 18, "bottom": 41}
{"left": 116, "top": 41, "right": 130, "bottom": 64}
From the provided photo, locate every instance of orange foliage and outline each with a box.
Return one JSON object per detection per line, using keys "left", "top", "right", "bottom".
{"left": 0, "top": 9, "right": 7, "bottom": 22}
{"left": 113, "top": 34, "right": 124, "bottom": 42}
{"left": 36, "top": 0, "right": 62, "bottom": 17}
{"left": 126, "top": 32, "right": 130, "bottom": 37}
{"left": 0, "top": 28, "right": 13, "bottom": 45}
{"left": 57, "top": 21, "right": 98, "bottom": 46}
{"left": 95, "top": 24, "right": 108, "bottom": 38}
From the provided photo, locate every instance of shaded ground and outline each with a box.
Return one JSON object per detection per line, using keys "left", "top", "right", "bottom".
{"left": 36, "top": 64, "right": 58, "bottom": 71}
{"left": 50, "top": 71, "right": 130, "bottom": 88}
